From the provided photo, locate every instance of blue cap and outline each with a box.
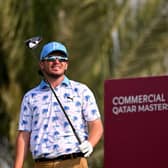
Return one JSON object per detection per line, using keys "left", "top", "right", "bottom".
{"left": 40, "top": 41, "right": 68, "bottom": 60}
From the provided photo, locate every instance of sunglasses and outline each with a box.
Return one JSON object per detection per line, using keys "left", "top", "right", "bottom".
{"left": 42, "top": 55, "right": 68, "bottom": 62}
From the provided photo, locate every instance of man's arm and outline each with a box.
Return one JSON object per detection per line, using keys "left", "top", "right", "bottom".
{"left": 13, "top": 131, "right": 30, "bottom": 168}
{"left": 87, "top": 119, "right": 103, "bottom": 147}
{"left": 79, "top": 118, "right": 103, "bottom": 157}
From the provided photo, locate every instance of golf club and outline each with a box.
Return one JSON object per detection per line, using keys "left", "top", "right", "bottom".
{"left": 24, "top": 36, "right": 43, "bottom": 49}
{"left": 25, "top": 36, "right": 82, "bottom": 144}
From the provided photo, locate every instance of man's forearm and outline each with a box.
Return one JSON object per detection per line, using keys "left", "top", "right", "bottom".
{"left": 13, "top": 131, "right": 30, "bottom": 168}
{"left": 88, "top": 119, "right": 103, "bottom": 147}
{"left": 79, "top": 119, "right": 103, "bottom": 157}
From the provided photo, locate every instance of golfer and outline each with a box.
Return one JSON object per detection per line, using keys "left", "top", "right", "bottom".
{"left": 13, "top": 41, "right": 103, "bottom": 168}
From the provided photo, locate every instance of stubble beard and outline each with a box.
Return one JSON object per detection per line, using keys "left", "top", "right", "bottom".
{"left": 45, "top": 70, "right": 65, "bottom": 80}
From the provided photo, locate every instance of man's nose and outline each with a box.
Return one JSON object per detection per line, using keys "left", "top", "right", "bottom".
{"left": 53, "top": 58, "right": 60, "bottom": 63}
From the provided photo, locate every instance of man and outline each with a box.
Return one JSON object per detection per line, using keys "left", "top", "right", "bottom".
{"left": 13, "top": 41, "right": 103, "bottom": 168}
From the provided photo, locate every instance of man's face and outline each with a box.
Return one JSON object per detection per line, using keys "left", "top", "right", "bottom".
{"left": 39, "top": 51, "right": 68, "bottom": 78}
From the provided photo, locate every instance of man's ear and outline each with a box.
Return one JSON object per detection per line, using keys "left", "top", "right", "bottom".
{"left": 39, "top": 61, "right": 44, "bottom": 70}
{"left": 64, "top": 62, "right": 68, "bottom": 70}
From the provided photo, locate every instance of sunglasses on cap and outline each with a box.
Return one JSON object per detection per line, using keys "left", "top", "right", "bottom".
{"left": 42, "top": 55, "right": 68, "bottom": 62}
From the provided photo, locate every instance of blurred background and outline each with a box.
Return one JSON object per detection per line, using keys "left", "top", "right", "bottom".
{"left": 0, "top": 0, "right": 168, "bottom": 167}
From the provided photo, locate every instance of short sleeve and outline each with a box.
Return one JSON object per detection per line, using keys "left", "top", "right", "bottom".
{"left": 82, "top": 85, "right": 101, "bottom": 121}
{"left": 18, "top": 94, "right": 33, "bottom": 132}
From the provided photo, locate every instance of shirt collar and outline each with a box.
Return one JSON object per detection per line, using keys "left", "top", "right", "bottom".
{"left": 39, "top": 76, "right": 70, "bottom": 90}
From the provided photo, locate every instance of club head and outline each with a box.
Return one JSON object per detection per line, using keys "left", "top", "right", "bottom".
{"left": 24, "top": 36, "right": 43, "bottom": 49}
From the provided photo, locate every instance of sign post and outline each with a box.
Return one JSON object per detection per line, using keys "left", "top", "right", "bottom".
{"left": 104, "top": 76, "right": 168, "bottom": 168}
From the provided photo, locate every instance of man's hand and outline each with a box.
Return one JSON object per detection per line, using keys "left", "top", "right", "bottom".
{"left": 79, "top": 140, "right": 93, "bottom": 157}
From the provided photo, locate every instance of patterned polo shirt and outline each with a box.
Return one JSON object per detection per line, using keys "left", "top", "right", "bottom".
{"left": 18, "top": 76, "right": 101, "bottom": 159}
